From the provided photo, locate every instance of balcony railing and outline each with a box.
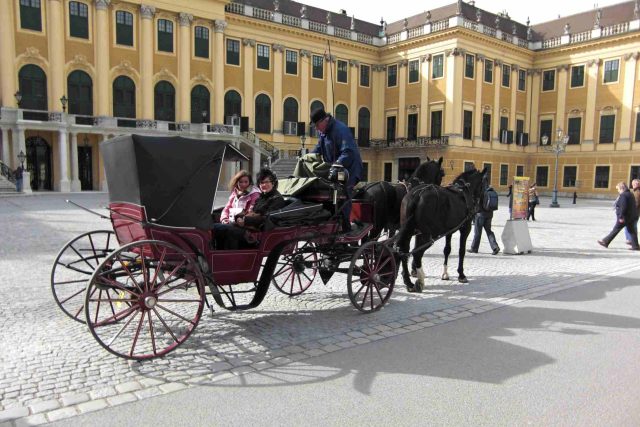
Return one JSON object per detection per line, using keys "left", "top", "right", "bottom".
{"left": 0, "top": 160, "right": 16, "bottom": 184}
{"left": 368, "top": 136, "right": 449, "bottom": 149}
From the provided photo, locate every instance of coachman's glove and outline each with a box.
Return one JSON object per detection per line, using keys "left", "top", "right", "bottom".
{"left": 328, "top": 163, "right": 348, "bottom": 183}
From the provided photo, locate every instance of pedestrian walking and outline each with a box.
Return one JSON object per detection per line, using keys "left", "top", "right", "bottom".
{"left": 573, "top": 191, "right": 577, "bottom": 204}
{"left": 598, "top": 181, "right": 640, "bottom": 250}
{"left": 506, "top": 184, "right": 513, "bottom": 219}
{"left": 624, "top": 179, "right": 640, "bottom": 244}
{"left": 469, "top": 180, "right": 500, "bottom": 255}
{"left": 527, "top": 184, "right": 539, "bottom": 221}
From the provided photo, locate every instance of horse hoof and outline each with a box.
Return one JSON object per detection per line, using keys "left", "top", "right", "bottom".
{"left": 410, "top": 268, "right": 417, "bottom": 278}
{"left": 458, "top": 276, "right": 468, "bottom": 283}
{"left": 441, "top": 274, "right": 450, "bottom": 281}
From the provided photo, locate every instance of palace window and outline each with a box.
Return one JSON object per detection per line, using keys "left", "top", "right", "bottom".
{"left": 408, "top": 59, "right": 419, "bottom": 83}
{"left": 603, "top": 59, "right": 619, "bottom": 83}
{"left": 570, "top": 65, "right": 585, "bottom": 88}
{"left": 157, "top": 19, "right": 173, "bottom": 53}
{"left": 594, "top": 166, "right": 610, "bottom": 189}
{"left": 285, "top": 50, "right": 297, "bottom": 75}
{"left": 431, "top": 111, "right": 442, "bottom": 138}
{"left": 387, "top": 64, "right": 397, "bottom": 87}
{"left": 226, "top": 39, "right": 240, "bottom": 65}
{"left": 20, "top": 0, "right": 41, "bottom": 31}
{"left": 502, "top": 64, "right": 511, "bottom": 88}
{"left": 536, "top": 166, "right": 549, "bottom": 187}
{"left": 540, "top": 119, "right": 553, "bottom": 144}
{"left": 500, "top": 164, "right": 508, "bottom": 186}
{"left": 257, "top": 44, "right": 270, "bottom": 70}
{"left": 483, "top": 163, "right": 492, "bottom": 183}
{"left": 432, "top": 54, "right": 444, "bottom": 79}
{"left": 484, "top": 59, "right": 493, "bottom": 83}
{"left": 255, "top": 94, "right": 271, "bottom": 134}
{"left": 542, "top": 69, "right": 555, "bottom": 91}
{"left": 337, "top": 60, "right": 348, "bottom": 83}
{"left": 69, "top": 2, "right": 89, "bottom": 39}
{"left": 360, "top": 64, "right": 370, "bottom": 87}
{"left": 463, "top": 110, "right": 472, "bottom": 140}
{"left": 312, "top": 55, "right": 323, "bottom": 79}
{"left": 386, "top": 116, "right": 396, "bottom": 142}
{"left": 482, "top": 113, "right": 491, "bottom": 141}
{"left": 568, "top": 117, "right": 581, "bottom": 144}
{"left": 194, "top": 26, "right": 209, "bottom": 58}
{"left": 407, "top": 113, "right": 418, "bottom": 140}
{"left": 465, "top": 54, "right": 474, "bottom": 79}
{"left": 599, "top": 115, "right": 615, "bottom": 143}
{"left": 518, "top": 69, "right": 526, "bottom": 91}
{"left": 115, "top": 11, "right": 133, "bottom": 46}
{"left": 563, "top": 166, "right": 577, "bottom": 187}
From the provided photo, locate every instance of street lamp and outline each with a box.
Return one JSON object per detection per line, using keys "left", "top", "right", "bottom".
{"left": 14, "top": 91, "right": 22, "bottom": 108}
{"left": 543, "top": 128, "right": 569, "bottom": 208}
{"left": 60, "top": 95, "right": 68, "bottom": 113}
{"left": 201, "top": 110, "right": 208, "bottom": 124}
{"left": 17, "top": 150, "right": 26, "bottom": 169}
{"left": 299, "top": 134, "right": 306, "bottom": 156}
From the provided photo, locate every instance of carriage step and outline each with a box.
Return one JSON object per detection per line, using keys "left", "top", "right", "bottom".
{"left": 336, "top": 223, "right": 372, "bottom": 243}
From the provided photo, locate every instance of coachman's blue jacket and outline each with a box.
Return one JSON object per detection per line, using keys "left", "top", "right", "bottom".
{"left": 312, "top": 117, "right": 363, "bottom": 187}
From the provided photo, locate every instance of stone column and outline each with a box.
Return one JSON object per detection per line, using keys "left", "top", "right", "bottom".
{"left": 213, "top": 20, "right": 227, "bottom": 124}
{"left": 99, "top": 134, "right": 108, "bottom": 191}
{"left": 1, "top": 128, "right": 9, "bottom": 163}
{"left": 524, "top": 71, "right": 534, "bottom": 134}
{"left": 300, "top": 50, "right": 310, "bottom": 125}
{"left": 583, "top": 60, "right": 601, "bottom": 146}
{"left": 555, "top": 64, "right": 569, "bottom": 135}
{"left": 529, "top": 70, "right": 541, "bottom": 142}
{"left": 272, "top": 44, "right": 284, "bottom": 143}
{"left": 492, "top": 60, "right": 502, "bottom": 145}
{"left": 419, "top": 57, "right": 430, "bottom": 137}
{"left": 178, "top": 13, "right": 193, "bottom": 123}
{"left": 509, "top": 66, "right": 518, "bottom": 140}
{"left": 47, "top": 0, "right": 66, "bottom": 111}
{"left": 618, "top": 53, "right": 639, "bottom": 146}
{"left": 397, "top": 61, "right": 407, "bottom": 138}
{"left": 70, "top": 133, "right": 81, "bottom": 191}
{"left": 95, "top": 0, "right": 111, "bottom": 116}
{"left": 0, "top": 0, "right": 17, "bottom": 107}
{"left": 371, "top": 65, "right": 385, "bottom": 139}
{"left": 242, "top": 39, "right": 255, "bottom": 124}
{"left": 444, "top": 49, "right": 463, "bottom": 142}
{"left": 474, "top": 56, "right": 484, "bottom": 145}
{"left": 140, "top": 5, "right": 156, "bottom": 119}
{"left": 57, "top": 130, "right": 71, "bottom": 192}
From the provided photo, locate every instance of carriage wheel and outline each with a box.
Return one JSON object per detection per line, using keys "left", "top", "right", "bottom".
{"left": 51, "top": 230, "right": 117, "bottom": 323}
{"left": 272, "top": 241, "right": 318, "bottom": 296}
{"left": 85, "top": 240, "right": 205, "bottom": 360}
{"left": 347, "top": 241, "right": 396, "bottom": 313}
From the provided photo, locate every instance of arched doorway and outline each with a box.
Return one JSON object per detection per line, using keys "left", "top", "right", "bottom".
{"left": 112, "top": 76, "right": 136, "bottom": 118}
{"left": 254, "top": 94, "right": 271, "bottom": 134}
{"left": 154, "top": 81, "right": 175, "bottom": 122}
{"left": 67, "top": 70, "right": 93, "bottom": 116}
{"left": 224, "top": 90, "right": 242, "bottom": 124}
{"left": 190, "top": 85, "right": 210, "bottom": 123}
{"left": 335, "top": 104, "right": 348, "bottom": 125}
{"left": 358, "top": 107, "right": 371, "bottom": 146}
{"left": 26, "top": 136, "right": 52, "bottom": 190}
{"left": 19, "top": 64, "right": 48, "bottom": 110}
{"left": 283, "top": 97, "right": 298, "bottom": 134}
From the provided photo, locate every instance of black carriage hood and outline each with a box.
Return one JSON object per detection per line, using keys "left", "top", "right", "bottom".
{"left": 100, "top": 134, "right": 248, "bottom": 229}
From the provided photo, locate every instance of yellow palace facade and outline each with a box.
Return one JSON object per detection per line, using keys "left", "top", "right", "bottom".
{"left": 1, "top": 0, "right": 640, "bottom": 197}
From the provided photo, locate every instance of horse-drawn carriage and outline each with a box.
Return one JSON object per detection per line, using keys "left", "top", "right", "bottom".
{"left": 51, "top": 135, "right": 398, "bottom": 360}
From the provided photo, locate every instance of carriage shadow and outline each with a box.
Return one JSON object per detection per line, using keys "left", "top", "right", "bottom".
{"left": 127, "top": 273, "right": 640, "bottom": 391}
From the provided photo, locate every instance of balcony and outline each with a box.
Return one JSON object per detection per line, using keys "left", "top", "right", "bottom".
{"left": 367, "top": 136, "right": 449, "bottom": 149}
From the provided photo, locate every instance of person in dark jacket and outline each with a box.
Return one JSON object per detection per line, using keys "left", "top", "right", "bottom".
{"left": 624, "top": 179, "right": 640, "bottom": 244}
{"left": 216, "top": 168, "right": 286, "bottom": 250}
{"left": 310, "top": 107, "right": 363, "bottom": 231}
{"left": 598, "top": 181, "right": 640, "bottom": 250}
{"left": 468, "top": 180, "right": 500, "bottom": 255}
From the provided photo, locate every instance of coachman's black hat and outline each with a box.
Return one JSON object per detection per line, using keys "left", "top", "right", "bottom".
{"left": 310, "top": 107, "right": 329, "bottom": 124}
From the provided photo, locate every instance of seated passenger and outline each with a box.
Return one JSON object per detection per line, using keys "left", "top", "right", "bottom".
{"left": 216, "top": 168, "right": 286, "bottom": 250}
{"left": 219, "top": 170, "right": 260, "bottom": 224}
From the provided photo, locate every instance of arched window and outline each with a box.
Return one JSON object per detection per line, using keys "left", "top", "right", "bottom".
{"left": 112, "top": 76, "right": 135, "bottom": 118}
{"left": 335, "top": 104, "right": 348, "bottom": 125}
{"left": 358, "top": 107, "right": 371, "bottom": 146}
{"left": 154, "top": 80, "right": 175, "bottom": 122}
{"left": 283, "top": 97, "right": 298, "bottom": 135}
{"left": 190, "top": 85, "right": 210, "bottom": 123}
{"left": 67, "top": 70, "right": 93, "bottom": 116}
{"left": 224, "top": 90, "right": 242, "bottom": 124}
{"left": 254, "top": 94, "right": 271, "bottom": 134}
{"left": 310, "top": 100, "right": 325, "bottom": 137}
{"left": 18, "top": 64, "right": 47, "bottom": 110}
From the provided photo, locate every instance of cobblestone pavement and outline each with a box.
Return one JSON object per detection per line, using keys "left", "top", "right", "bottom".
{"left": 1, "top": 192, "right": 638, "bottom": 425}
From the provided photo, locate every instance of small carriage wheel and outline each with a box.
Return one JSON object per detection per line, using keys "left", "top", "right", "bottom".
{"left": 347, "top": 241, "right": 396, "bottom": 313}
{"left": 85, "top": 240, "right": 205, "bottom": 360}
{"left": 272, "top": 241, "right": 318, "bottom": 296}
{"left": 51, "top": 230, "right": 117, "bottom": 323}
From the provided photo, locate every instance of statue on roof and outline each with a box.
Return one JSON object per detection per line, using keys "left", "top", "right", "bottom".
{"left": 425, "top": 11, "right": 431, "bottom": 24}
{"left": 594, "top": 9, "right": 601, "bottom": 29}
{"left": 564, "top": 23, "right": 570, "bottom": 35}
{"left": 350, "top": 15, "right": 355, "bottom": 31}
{"left": 403, "top": 18, "right": 408, "bottom": 31}
{"left": 273, "top": 0, "right": 279, "bottom": 12}
{"left": 300, "top": 5, "right": 307, "bottom": 19}
{"left": 476, "top": 10, "right": 482, "bottom": 23}
{"left": 326, "top": 12, "right": 332, "bottom": 25}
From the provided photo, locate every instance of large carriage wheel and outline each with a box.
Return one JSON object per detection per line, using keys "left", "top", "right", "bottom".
{"left": 51, "top": 230, "right": 117, "bottom": 323}
{"left": 272, "top": 241, "right": 318, "bottom": 296}
{"left": 347, "top": 241, "right": 396, "bottom": 313}
{"left": 85, "top": 240, "right": 205, "bottom": 360}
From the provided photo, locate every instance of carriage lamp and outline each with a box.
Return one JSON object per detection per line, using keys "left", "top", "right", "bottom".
{"left": 60, "top": 95, "right": 68, "bottom": 113}
{"left": 17, "top": 150, "right": 26, "bottom": 169}
{"left": 14, "top": 91, "right": 22, "bottom": 108}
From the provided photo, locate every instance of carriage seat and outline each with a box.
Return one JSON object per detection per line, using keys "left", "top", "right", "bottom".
{"left": 265, "top": 201, "right": 331, "bottom": 229}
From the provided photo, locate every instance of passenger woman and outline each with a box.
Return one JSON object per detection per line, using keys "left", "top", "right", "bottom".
{"left": 219, "top": 170, "right": 260, "bottom": 224}
{"left": 215, "top": 168, "right": 286, "bottom": 250}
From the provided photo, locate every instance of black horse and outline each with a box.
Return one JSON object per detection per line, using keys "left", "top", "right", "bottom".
{"left": 354, "top": 157, "right": 444, "bottom": 241}
{"left": 396, "top": 167, "right": 488, "bottom": 292}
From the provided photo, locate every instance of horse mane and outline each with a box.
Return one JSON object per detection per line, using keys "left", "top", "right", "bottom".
{"left": 452, "top": 168, "right": 478, "bottom": 185}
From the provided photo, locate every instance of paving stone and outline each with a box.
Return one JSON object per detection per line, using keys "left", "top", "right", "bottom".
{"left": 28, "top": 399, "right": 61, "bottom": 414}
{"left": 15, "top": 413, "right": 48, "bottom": 427}
{"left": 106, "top": 393, "right": 138, "bottom": 407}
{"left": 0, "top": 406, "right": 29, "bottom": 422}
{"left": 158, "top": 382, "right": 189, "bottom": 394}
{"left": 46, "top": 407, "right": 78, "bottom": 422}
{"left": 76, "top": 399, "right": 108, "bottom": 414}
{"left": 59, "top": 392, "right": 90, "bottom": 407}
